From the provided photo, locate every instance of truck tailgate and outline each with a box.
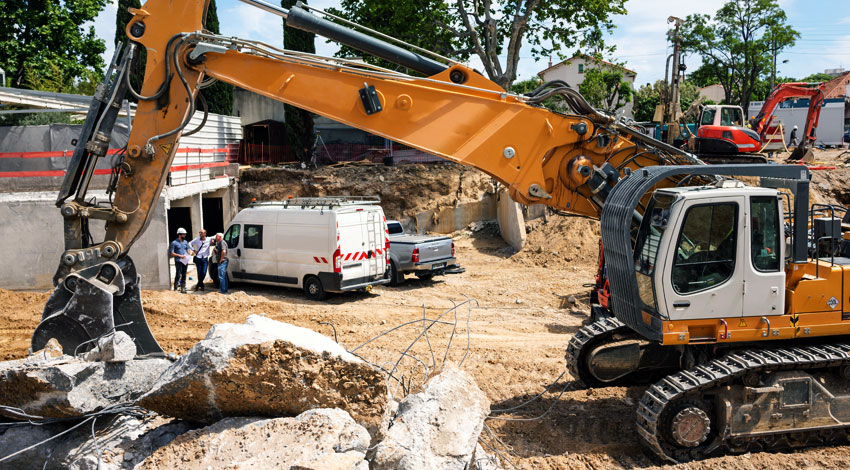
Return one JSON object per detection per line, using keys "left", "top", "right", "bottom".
{"left": 414, "top": 238, "right": 452, "bottom": 262}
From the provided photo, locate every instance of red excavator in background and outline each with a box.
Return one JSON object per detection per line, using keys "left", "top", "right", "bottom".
{"left": 691, "top": 82, "right": 825, "bottom": 163}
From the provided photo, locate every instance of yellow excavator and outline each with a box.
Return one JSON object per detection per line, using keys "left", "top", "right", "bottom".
{"left": 33, "top": 0, "right": 850, "bottom": 462}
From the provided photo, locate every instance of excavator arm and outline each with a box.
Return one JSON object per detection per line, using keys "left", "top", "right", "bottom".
{"left": 34, "top": 0, "right": 704, "bottom": 355}
{"left": 750, "top": 82, "right": 826, "bottom": 159}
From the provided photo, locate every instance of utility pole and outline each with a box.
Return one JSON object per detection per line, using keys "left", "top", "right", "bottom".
{"left": 770, "top": 38, "right": 777, "bottom": 92}
{"left": 666, "top": 16, "right": 685, "bottom": 145}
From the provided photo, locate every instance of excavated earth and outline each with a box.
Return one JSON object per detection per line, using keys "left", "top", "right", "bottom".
{"left": 4, "top": 149, "right": 850, "bottom": 468}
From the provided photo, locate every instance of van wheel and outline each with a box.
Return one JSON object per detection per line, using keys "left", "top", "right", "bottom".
{"left": 303, "top": 276, "right": 326, "bottom": 301}
{"left": 389, "top": 262, "right": 402, "bottom": 286}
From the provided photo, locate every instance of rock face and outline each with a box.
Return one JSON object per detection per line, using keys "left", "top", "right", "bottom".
{"left": 82, "top": 331, "right": 136, "bottom": 363}
{"left": 139, "top": 408, "right": 370, "bottom": 470}
{"left": 371, "top": 363, "right": 491, "bottom": 470}
{"left": 138, "top": 315, "right": 387, "bottom": 436}
{"left": 0, "top": 356, "right": 171, "bottom": 420}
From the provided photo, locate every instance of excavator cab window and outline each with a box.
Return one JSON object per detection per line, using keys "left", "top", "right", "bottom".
{"left": 701, "top": 108, "right": 717, "bottom": 126}
{"left": 634, "top": 193, "right": 676, "bottom": 313}
{"left": 750, "top": 197, "right": 780, "bottom": 272}
{"left": 672, "top": 203, "right": 738, "bottom": 294}
{"left": 720, "top": 107, "right": 743, "bottom": 127}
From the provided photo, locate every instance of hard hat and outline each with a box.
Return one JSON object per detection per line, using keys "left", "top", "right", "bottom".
{"left": 176, "top": 227, "right": 187, "bottom": 234}
{"left": 793, "top": 125, "right": 798, "bottom": 130}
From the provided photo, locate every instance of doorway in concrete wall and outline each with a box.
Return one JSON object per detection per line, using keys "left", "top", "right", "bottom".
{"left": 202, "top": 197, "right": 224, "bottom": 235}
{"left": 166, "top": 207, "right": 192, "bottom": 242}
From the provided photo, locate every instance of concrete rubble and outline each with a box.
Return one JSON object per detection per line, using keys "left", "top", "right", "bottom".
{"left": 0, "top": 317, "right": 497, "bottom": 469}
{"left": 139, "top": 408, "right": 370, "bottom": 470}
{"left": 0, "top": 355, "right": 171, "bottom": 420}
{"left": 82, "top": 331, "right": 136, "bottom": 363}
{"left": 0, "top": 415, "right": 195, "bottom": 470}
{"left": 371, "top": 363, "right": 491, "bottom": 470}
{"left": 138, "top": 315, "right": 389, "bottom": 437}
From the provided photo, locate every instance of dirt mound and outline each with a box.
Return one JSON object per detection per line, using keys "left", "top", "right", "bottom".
{"left": 239, "top": 163, "right": 496, "bottom": 221}
{"left": 512, "top": 215, "right": 601, "bottom": 268}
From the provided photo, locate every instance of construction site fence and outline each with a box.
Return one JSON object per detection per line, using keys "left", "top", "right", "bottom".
{"left": 235, "top": 142, "right": 447, "bottom": 166}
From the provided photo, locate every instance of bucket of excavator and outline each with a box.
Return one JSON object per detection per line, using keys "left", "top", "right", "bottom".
{"left": 31, "top": 256, "right": 164, "bottom": 357}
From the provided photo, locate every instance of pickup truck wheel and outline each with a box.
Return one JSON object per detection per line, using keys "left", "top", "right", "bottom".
{"left": 303, "top": 275, "right": 327, "bottom": 301}
{"left": 389, "top": 262, "right": 402, "bottom": 286}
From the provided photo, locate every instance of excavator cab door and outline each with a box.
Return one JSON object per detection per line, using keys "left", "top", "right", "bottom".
{"left": 658, "top": 195, "right": 746, "bottom": 321}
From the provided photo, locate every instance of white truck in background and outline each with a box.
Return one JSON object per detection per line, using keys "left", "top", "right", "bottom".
{"left": 210, "top": 197, "right": 390, "bottom": 300}
{"left": 386, "top": 220, "right": 463, "bottom": 285}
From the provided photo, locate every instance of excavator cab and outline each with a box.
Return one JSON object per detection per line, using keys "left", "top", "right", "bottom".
{"left": 634, "top": 181, "right": 785, "bottom": 325}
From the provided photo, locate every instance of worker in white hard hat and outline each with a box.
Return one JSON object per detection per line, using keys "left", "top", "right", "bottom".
{"left": 169, "top": 227, "right": 191, "bottom": 293}
{"left": 789, "top": 125, "right": 799, "bottom": 148}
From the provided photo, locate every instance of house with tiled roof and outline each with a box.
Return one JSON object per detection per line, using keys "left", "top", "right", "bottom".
{"left": 537, "top": 54, "right": 637, "bottom": 118}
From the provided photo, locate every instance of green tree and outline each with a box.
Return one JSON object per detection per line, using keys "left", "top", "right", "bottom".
{"left": 200, "top": 0, "right": 233, "bottom": 115}
{"left": 679, "top": 0, "right": 799, "bottom": 114}
{"left": 332, "top": 0, "right": 626, "bottom": 90}
{"left": 687, "top": 63, "right": 720, "bottom": 88}
{"left": 327, "top": 0, "right": 467, "bottom": 73}
{"left": 800, "top": 73, "right": 834, "bottom": 84}
{"left": 0, "top": 0, "right": 108, "bottom": 88}
{"left": 632, "top": 80, "right": 700, "bottom": 122}
{"left": 282, "top": 0, "right": 316, "bottom": 165}
{"left": 578, "top": 68, "right": 632, "bottom": 114}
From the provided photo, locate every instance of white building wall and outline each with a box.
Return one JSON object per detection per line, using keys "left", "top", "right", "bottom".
{"left": 538, "top": 57, "right": 637, "bottom": 119}
{"left": 747, "top": 100, "right": 845, "bottom": 146}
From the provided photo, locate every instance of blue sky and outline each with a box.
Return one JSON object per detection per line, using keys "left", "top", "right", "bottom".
{"left": 93, "top": 0, "right": 850, "bottom": 87}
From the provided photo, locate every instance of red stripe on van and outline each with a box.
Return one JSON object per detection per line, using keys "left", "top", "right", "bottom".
{"left": 313, "top": 257, "right": 320, "bottom": 263}
{"left": 321, "top": 257, "right": 328, "bottom": 263}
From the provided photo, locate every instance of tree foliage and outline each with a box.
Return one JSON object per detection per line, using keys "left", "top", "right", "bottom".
{"left": 201, "top": 0, "right": 233, "bottom": 115}
{"left": 633, "top": 80, "right": 700, "bottom": 123}
{"left": 578, "top": 68, "right": 632, "bottom": 115}
{"left": 800, "top": 73, "right": 835, "bottom": 84}
{"left": 327, "top": 0, "right": 467, "bottom": 72}
{"left": 0, "top": 0, "right": 108, "bottom": 88}
{"left": 331, "top": 0, "right": 626, "bottom": 90}
{"left": 679, "top": 0, "right": 798, "bottom": 114}
{"left": 282, "top": 0, "right": 316, "bottom": 165}
{"left": 116, "top": 0, "right": 144, "bottom": 95}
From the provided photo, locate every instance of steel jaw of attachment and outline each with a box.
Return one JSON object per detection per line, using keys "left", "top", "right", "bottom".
{"left": 32, "top": 257, "right": 164, "bottom": 357}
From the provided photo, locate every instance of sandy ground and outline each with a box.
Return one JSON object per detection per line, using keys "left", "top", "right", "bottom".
{"left": 5, "top": 209, "right": 850, "bottom": 469}
{"left": 5, "top": 149, "right": 850, "bottom": 468}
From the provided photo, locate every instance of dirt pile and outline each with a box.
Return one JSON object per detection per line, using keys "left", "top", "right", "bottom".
{"left": 238, "top": 163, "right": 496, "bottom": 221}
{"left": 512, "top": 215, "right": 600, "bottom": 268}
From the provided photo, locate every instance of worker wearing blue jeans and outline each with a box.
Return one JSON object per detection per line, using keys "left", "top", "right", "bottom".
{"left": 213, "top": 233, "right": 229, "bottom": 294}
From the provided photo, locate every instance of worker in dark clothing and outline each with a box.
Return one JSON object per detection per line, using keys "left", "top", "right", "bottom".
{"left": 213, "top": 232, "right": 229, "bottom": 294}
{"left": 788, "top": 125, "right": 799, "bottom": 147}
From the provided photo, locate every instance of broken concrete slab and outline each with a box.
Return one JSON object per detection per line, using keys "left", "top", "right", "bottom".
{"left": 139, "top": 408, "right": 370, "bottom": 470}
{"left": 0, "top": 415, "right": 195, "bottom": 470}
{"left": 371, "top": 363, "right": 491, "bottom": 470}
{"left": 82, "top": 331, "right": 135, "bottom": 363}
{"left": 497, "top": 188, "right": 526, "bottom": 251}
{"left": 138, "top": 315, "right": 388, "bottom": 437}
{"left": 0, "top": 357, "right": 171, "bottom": 420}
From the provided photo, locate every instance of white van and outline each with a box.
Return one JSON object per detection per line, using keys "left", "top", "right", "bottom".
{"left": 211, "top": 197, "right": 390, "bottom": 300}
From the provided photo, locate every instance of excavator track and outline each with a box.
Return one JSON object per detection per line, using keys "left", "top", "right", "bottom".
{"left": 637, "top": 342, "right": 850, "bottom": 463}
{"left": 566, "top": 318, "right": 629, "bottom": 387}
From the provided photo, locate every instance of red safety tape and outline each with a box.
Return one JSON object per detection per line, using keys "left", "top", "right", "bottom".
{"left": 0, "top": 147, "right": 230, "bottom": 159}
{"left": 0, "top": 161, "right": 229, "bottom": 178}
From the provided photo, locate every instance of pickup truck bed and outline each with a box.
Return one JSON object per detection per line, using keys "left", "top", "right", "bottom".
{"left": 386, "top": 221, "right": 462, "bottom": 285}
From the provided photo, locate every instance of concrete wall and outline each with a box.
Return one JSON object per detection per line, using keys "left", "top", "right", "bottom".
{"left": 0, "top": 192, "right": 170, "bottom": 290}
{"left": 233, "top": 88, "right": 286, "bottom": 126}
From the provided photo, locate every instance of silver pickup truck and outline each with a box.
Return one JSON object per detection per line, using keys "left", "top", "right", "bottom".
{"left": 387, "top": 220, "right": 463, "bottom": 285}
